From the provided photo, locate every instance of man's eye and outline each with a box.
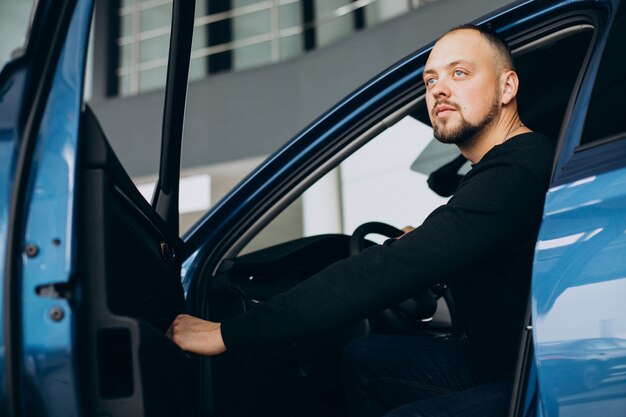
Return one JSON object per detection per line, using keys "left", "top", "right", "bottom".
{"left": 426, "top": 78, "right": 436, "bottom": 86}
{"left": 454, "top": 70, "right": 465, "bottom": 77}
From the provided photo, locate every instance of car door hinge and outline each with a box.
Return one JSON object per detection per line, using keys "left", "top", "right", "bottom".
{"left": 35, "top": 282, "right": 73, "bottom": 300}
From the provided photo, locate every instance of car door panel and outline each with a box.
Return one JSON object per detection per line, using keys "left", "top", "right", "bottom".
{"left": 534, "top": 165, "right": 626, "bottom": 415}
{"left": 75, "top": 106, "right": 199, "bottom": 416}
{"left": 6, "top": 0, "right": 90, "bottom": 415}
{"left": 533, "top": 1, "right": 626, "bottom": 415}
{"left": 208, "top": 234, "right": 353, "bottom": 417}
{"left": 0, "top": 0, "right": 199, "bottom": 414}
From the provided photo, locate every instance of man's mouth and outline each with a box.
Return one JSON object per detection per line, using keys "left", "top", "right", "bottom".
{"left": 434, "top": 103, "right": 457, "bottom": 118}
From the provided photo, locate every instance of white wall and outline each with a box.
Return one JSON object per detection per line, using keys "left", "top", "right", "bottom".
{"left": 339, "top": 116, "right": 449, "bottom": 237}
{"left": 300, "top": 116, "right": 450, "bottom": 242}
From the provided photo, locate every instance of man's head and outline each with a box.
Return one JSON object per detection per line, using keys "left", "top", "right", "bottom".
{"left": 424, "top": 25, "right": 518, "bottom": 145}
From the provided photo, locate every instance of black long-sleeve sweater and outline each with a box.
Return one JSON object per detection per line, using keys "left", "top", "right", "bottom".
{"left": 221, "top": 132, "right": 555, "bottom": 381}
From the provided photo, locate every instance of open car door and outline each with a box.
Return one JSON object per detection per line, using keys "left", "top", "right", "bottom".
{"left": 1, "top": 0, "right": 200, "bottom": 415}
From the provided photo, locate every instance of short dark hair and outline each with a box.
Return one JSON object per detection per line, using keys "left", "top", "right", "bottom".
{"left": 444, "top": 24, "right": 515, "bottom": 72}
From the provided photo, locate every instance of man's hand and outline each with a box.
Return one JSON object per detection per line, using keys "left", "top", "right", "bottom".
{"left": 167, "top": 314, "right": 227, "bottom": 356}
{"left": 399, "top": 226, "right": 414, "bottom": 238}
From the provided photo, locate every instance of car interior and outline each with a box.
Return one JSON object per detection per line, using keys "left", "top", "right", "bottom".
{"left": 73, "top": 13, "right": 596, "bottom": 417}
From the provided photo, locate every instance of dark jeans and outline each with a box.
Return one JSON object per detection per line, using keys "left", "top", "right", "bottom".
{"left": 341, "top": 335, "right": 512, "bottom": 417}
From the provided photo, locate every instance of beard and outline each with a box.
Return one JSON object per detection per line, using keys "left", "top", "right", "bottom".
{"left": 432, "top": 96, "right": 500, "bottom": 145}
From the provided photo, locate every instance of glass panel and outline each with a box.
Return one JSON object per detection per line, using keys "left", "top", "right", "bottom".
{"left": 0, "top": 0, "right": 37, "bottom": 69}
{"left": 316, "top": 16, "right": 353, "bottom": 47}
{"left": 232, "top": 0, "right": 266, "bottom": 7}
{"left": 279, "top": 34, "right": 303, "bottom": 60}
{"left": 315, "top": 0, "right": 354, "bottom": 48}
{"left": 119, "top": 44, "right": 133, "bottom": 68}
{"left": 365, "top": 0, "right": 408, "bottom": 27}
{"left": 176, "top": 157, "right": 267, "bottom": 235}
{"left": 140, "top": 4, "right": 171, "bottom": 32}
{"left": 239, "top": 199, "right": 304, "bottom": 255}
{"left": 120, "top": 14, "right": 133, "bottom": 37}
{"left": 192, "top": 25, "right": 206, "bottom": 51}
{"left": 139, "top": 34, "right": 170, "bottom": 63}
{"left": 119, "top": 74, "right": 132, "bottom": 96}
{"left": 114, "top": 0, "right": 443, "bottom": 97}
{"left": 339, "top": 116, "right": 447, "bottom": 234}
{"left": 138, "top": 65, "right": 168, "bottom": 92}
{"left": 188, "top": 56, "right": 207, "bottom": 82}
{"left": 238, "top": 115, "right": 447, "bottom": 254}
{"left": 233, "top": 41, "right": 272, "bottom": 70}
{"left": 195, "top": 0, "right": 207, "bottom": 17}
{"left": 279, "top": 2, "right": 302, "bottom": 29}
{"left": 233, "top": 9, "right": 271, "bottom": 40}
{"left": 580, "top": 4, "right": 626, "bottom": 145}
{"left": 315, "top": 0, "right": 352, "bottom": 15}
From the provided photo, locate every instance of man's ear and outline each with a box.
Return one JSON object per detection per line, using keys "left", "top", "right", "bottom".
{"left": 500, "top": 71, "right": 519, "bottom": 105}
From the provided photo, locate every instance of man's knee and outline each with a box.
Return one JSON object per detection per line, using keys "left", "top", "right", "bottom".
{"left": 342, "top": 337, "right": 371, "bottom": 382}
{"left": 341, "top": 335, "right": 389, "bottom": 380}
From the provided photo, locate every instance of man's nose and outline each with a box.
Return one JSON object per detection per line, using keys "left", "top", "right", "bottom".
{"left": 431, "top": 77, "right": 450, "bottom": 98}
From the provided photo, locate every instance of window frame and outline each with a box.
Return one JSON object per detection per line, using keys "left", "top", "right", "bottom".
{"left": 550, "top": 4, "right": 626, "bottom": 186}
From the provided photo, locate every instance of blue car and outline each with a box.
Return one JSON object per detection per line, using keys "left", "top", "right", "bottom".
{"left": 1, "top": 0, "right": 625, "bottom": 416}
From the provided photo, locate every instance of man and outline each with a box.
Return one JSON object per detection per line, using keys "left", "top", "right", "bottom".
{"left": 169, "top": 25, "right": 554, "bottom": 416}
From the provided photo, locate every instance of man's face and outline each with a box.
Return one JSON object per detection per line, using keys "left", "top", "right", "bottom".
{"left": 423, "top": 30, "right": 502, "bottom": 144}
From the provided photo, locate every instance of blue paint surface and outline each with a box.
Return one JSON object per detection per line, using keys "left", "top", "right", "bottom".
{"left": 534, "top": 170, "right": 626, "bottom": 416}
{"left": 0, "top": 0, "right": 94, "bottom": 413}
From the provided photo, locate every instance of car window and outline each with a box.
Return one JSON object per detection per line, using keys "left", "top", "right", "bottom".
{"left": 239, "top": 115, "right": 452, "bottom": 254}
{"left": 236, "top": 23, "right": 594, "bottom": 256}
{"left": 579, "top": 2, "right": 626, "bottom": 146}
{"left": 0, "top": 0, "right": 37, "bottom": 70}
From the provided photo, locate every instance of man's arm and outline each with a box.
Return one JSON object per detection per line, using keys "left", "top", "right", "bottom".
{"left": 167, "top": 227, "right": 415, "bottom": 356}
{"left": 221, "top": 162, "right": 547, "bottom": 351}
{"left": 168, "top": 314, "right": 226, "bottom": 355}
{"left": 170, "top": 145, "right": 551, "bottom": 355}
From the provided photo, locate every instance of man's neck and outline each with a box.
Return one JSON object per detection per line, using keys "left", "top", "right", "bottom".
{"left": 458, "top": 113, "right": 529, "bottom": 164}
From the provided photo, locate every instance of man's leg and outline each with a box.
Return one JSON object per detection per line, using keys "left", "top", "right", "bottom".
{"left": 341, "top": 335, "right": 483, "bottom": 417}
{"left": 382, "top": 380, "right": 512, "bottom": 417}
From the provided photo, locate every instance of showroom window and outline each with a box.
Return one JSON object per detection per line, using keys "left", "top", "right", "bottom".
{"left": 0, "top": 0, "right": 37, "bottom": 70}
{"left": 96, "top": 0, "right": 437, "bottom": 97}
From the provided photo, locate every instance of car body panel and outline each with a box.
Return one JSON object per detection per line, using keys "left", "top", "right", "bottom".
{"left": 534, "top": 168, "right": 626, "bottom": 415}
{"left": 532, "top": 0, "right": 626, "bottom": 415}
{"left": 20, "top": 0, "right": 94, "bottom": 414}
{"left": 0, "top": 0, "right": 93, "bottom": 413}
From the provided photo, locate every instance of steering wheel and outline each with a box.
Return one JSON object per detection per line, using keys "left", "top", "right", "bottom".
{"left": 349, "top": 221, "right": 442, "bottom": 334}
